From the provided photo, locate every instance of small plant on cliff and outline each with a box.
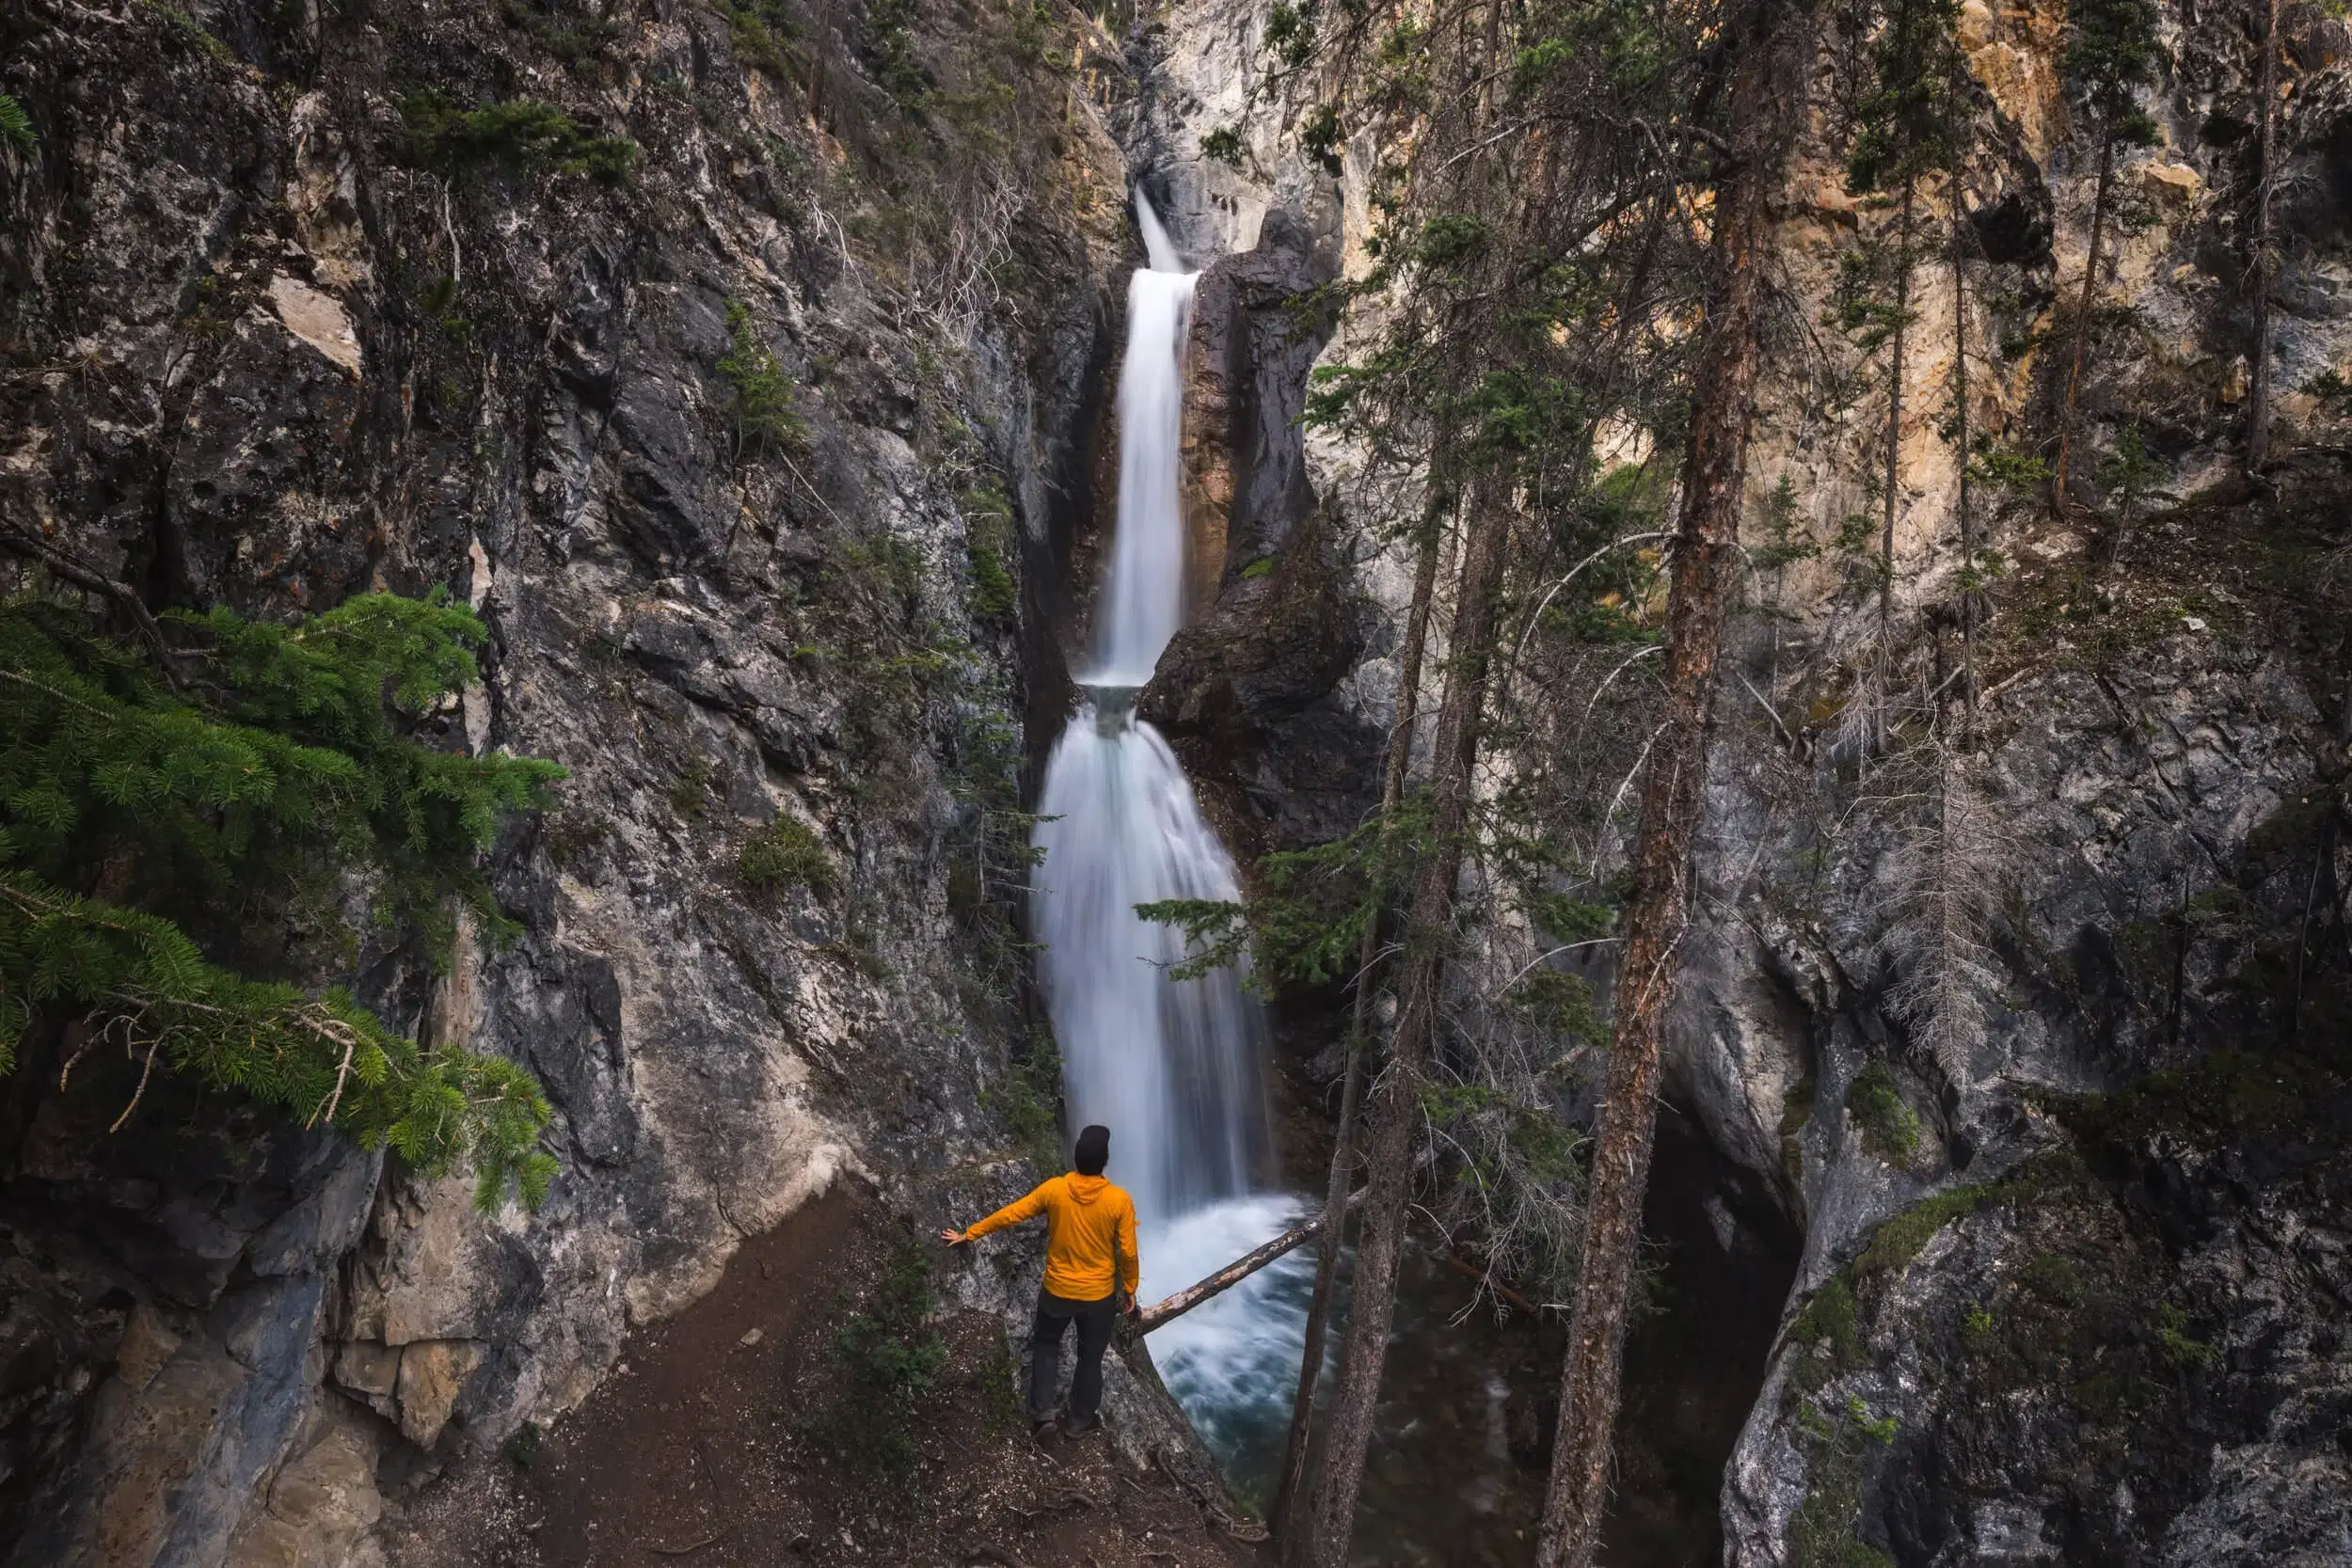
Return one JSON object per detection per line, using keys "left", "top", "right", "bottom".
{"left": 399, "top": 90, "right": 637, "bottom": 184}
{"left": 0, "top": 92, "right": 34, "bottom": 155}
{"left": 0, "top": 584, "right": 563, "bottom": 1208}
{"left": 738, "top": 814, "right": 834, "bottom": 895}
{"left": 960, "top": 483, "right": 1017, "bottom": 623}
{"left": 1846, "top": 1063, "right": 1922, "bottom": 1165}
{"left": 716, "top": 299, "right": 809, "bottom": 458}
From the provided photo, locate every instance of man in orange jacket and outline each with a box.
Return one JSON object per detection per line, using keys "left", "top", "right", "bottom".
{"left": 942, "top": 1123, "right": 1139, "bottom": 1436}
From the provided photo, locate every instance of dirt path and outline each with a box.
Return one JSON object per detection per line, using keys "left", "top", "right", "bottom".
{"left": 389, "top": 1185, "right": 1271, "bottom": 1568}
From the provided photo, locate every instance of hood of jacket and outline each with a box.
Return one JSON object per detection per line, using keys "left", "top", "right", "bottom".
{"left": 1063, "top": 1173, "right": 1111, "bottom": 1204}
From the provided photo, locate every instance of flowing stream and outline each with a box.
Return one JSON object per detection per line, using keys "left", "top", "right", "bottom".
{"left": 1028, "top": 193, "right": 1319, "bottom": 1484}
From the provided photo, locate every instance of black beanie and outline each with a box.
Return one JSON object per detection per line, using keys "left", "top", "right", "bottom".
{"left": 1073, "top": 1124, "right": 1111, "bottom": 1177}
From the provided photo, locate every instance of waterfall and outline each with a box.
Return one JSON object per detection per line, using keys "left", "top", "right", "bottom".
{"left": 1031, "top": 192, "right": 1263, "bottom": 1223}
{"left": 1029, "top": 192, "right": 1316, "bottom": 1495}
{"left": 1030, "top": 705, "right": 1263, "bottom": 1222}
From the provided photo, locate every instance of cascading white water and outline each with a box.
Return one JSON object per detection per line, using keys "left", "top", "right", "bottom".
{"left": 1032, "top": 192, "right": 1264, "bottom": 1219}
{"left": 1089, "top": 237, "right": 1197, "bottom": 685}
{"left": 1030, "top": 703, "right": 1263, "bottom": 1221}
{"left": 1028, "top": 197, "right": 1317, "bottom": 1477}
{"left": 1025, "top": 194, "right": 1556, "bottom": 1549}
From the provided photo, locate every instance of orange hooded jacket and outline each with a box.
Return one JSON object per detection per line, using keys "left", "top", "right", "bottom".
{"left": 966, "top": 1173, "right": 1140, "bottom": 1302}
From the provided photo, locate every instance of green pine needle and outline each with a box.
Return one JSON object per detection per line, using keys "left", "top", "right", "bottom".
{"left": 0, "top": 585, "right": 564, "bottom": 1208}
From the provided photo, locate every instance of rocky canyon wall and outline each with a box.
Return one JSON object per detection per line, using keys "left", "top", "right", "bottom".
{"left": 0, "top": 0, "right": 1146, "bottom": 1560}
{"left": 1130, "top": 0, "right": 2352, "bottom": 1560}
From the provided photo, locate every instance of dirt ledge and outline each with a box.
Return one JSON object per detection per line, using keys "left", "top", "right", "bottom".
{"left": 383, "top": 1184, "right": 1271, "bottom": 1568}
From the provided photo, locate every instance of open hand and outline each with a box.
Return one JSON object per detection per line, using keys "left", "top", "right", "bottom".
{"left": 939, "top": 1227, "right": 969, "bottom": 1246}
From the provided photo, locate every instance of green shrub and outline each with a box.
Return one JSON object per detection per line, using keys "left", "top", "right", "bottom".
{"left": 715, "top": 0, "right": 798, "bottom": 78}
{"left": 0, "top": 92, "right": 34, "bottom": 154}
{"left": 1200, "top": 125, "right": 1247, "bottom": 167}
{"left": 822, "top": 1233, "right": 946, "bottom": 1474}
{"left": 1845, "top": 1062, "right": 1920, "bottom": 1165}
{"left": 2018, "top": 1251, "right": 2084, "bottom": 1307}
{"left": 504, "top": 1419, "right": 544, "bottom": 1468}
{"left": 667, "top": 754, "right": 716, "bottom": 821}
{"left": 738, "top": 815, "right": 833, "bottom": 894}
{"left": 399, "top": 90, "right": 636, "bottom": 183}
{"left": 140, "top": 0, "right": 235, "bottom": 61}
{"left": 1787, "top": 1395, "right": 1899, "bottom": 1568}
{"left": 716, "top": 299, "right": 808, "bottom": 455}
{"left": 1788, "top": 1273, "right": 1863, "bottom": 1391}
{"left": 497, "top": 0, "right": 625, "bottom": 74}
{"left": 961, "top": 484, "right": 1017, "bottom": 622}
{"left": 2152, "top": 1302, "right": 2218, "bottom": 1370}
{"left": 863, "top": 0, "right": 928, "bottom": 105}
{"left": 0, "top": 587, "right": 562, "bottom": 1208}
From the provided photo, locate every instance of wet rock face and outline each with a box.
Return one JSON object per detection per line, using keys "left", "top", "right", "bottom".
{"left": 0, "top": 0, "right": 1132, "bottom": 1560}
{"left": 1143, "top": 216, "right": 1381, "bottom": 860}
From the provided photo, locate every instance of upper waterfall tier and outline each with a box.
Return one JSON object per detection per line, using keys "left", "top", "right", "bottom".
{"left": 1088, "top": 199, "right": 1199, "bottom": 687}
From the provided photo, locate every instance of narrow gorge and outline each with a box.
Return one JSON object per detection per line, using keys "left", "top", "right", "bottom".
{"left": 0, "top": 0, "right": 2346, "bottom": 1563}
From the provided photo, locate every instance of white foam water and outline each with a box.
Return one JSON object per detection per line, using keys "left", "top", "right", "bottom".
{"left": 1030, "top": 705, "right": 1265, "bottom": 1221}
{"left": 1090, "top": 258, "right": 1198, "bottom": 683}
{"left": 1139, "top": 1194, "right": 1328, "bottom": 1491}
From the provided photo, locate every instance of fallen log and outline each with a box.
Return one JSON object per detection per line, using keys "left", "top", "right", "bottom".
{"left": 1132, "top": 1189, "right": 1367, "bottom": 1336}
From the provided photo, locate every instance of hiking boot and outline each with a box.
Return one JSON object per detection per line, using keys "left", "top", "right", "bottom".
{"left": 1029, "top": 1412, "right": 1058, "bottom": 1438}
{"left": 1061, "top": 1412, "right": 1100, "bottom": 1437}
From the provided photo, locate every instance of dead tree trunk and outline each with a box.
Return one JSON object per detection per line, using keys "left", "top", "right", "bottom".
{"left": 1530, "top": 0, "right": 1803, "bottom": 1560}
{"left": 1295, "top": 485, "right": 1514, "bottom": 1568}
{"left": 1132, "top": 1188, "right": 1369, "bottom": 1335}
{"left": 1272, "top": 471, "right": 1452, "bottom": 1544}
{"left": 2247, "top": 0, "right": 2281, "bottom": 473}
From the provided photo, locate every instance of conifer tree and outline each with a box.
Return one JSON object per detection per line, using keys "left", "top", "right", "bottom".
{"left": 0, "top": 583, "right": 563, "bottom": 1208}
{"left": 1536, "top": 0, "right": 1815, "bottom": 1558}
{"left": 1270, "top": 458, "right": 1451, "bottom": 1540}
{"left": 2051, "top": 0, "right": 2164, "bottom": 512}
{"left": 1844, "top": 0, "right": 1962, "bottom": 651}
{"left": 2246, "top": 0, "right": 2281, "bottom": 472}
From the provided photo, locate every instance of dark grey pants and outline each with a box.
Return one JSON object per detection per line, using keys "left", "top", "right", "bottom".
{"left": 1028, "top": 1289, "right": 1116, "bottom": 1421}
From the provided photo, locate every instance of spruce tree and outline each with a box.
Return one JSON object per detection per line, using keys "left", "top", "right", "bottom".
{"left": 0, "top": 583, "right": 563, "bottom": 1208}
{"left": 1537, "top": 0, "right": 1815, "bottom": 1555}
{"left": 2246, "top": 0, "right": 2281, "bottom": 472}
{"left": 1839, "top": 0, "right": 1962, "bottom": 729}
{"left": 2051, "top": 0, "right": 2164, "bottom": 512}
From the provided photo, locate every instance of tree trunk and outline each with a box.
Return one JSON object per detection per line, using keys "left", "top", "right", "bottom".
{"left": 2247, "top": 0, "right": 2281, "bottom": 473}
{"left": 1948, "top": 56, "right": 1979, "bottom": 737}
{"left": 1295, "top": 484, "right": 1514, "bottom": 1568}
{"left": 2053, "top": 122, "right": 2116, "bottom": 515}
{"left": 1133, "top": 1188, "right": 1369, "bottom": 1334}
{"left": 1272, "top": 469, "right": 1451, "bottom": 1546}
{"left": 807, "top": 0, "right": 836, "bottom": 128}
{"left": 1878, "top": 172, "right": 1915, "bottom": 745}
{"left": 1952, "top": 152, "right": 1974, "bottom": 726}
{"left": 1530, "top": 0, "right": 1801, "bottom": 1560}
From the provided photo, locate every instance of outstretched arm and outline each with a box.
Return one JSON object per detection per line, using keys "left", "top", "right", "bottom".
{"left": 941, "top": 1181, "right": 1050, "bottom": 1246}
{"left": 1116, "top": 1196, "right": 1140, "bottom": 1307}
